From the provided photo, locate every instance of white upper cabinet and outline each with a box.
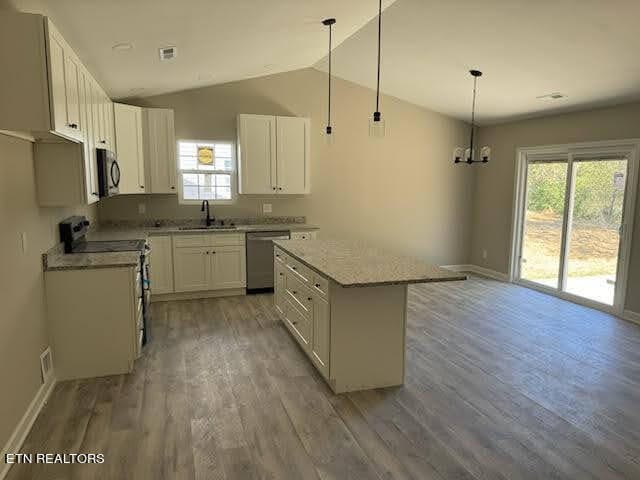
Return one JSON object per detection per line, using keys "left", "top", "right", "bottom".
{"left": 114, "top": 103, "right": 145, "bottom": 194}
{"left": 144, "top": 108, "right": 177, "bottom": 194}
{"left": 238, "top": 114, "right": 276, "bottom": 194}
{"left": 46, "top": 19, "right": 83, "bottom": 142}
{"left": 237, "top": 114, "right": 310, "bottom": 195}
{"left": 276, "top": 116, "right": 310, "bottom": 194}
{"left": 77, "top": 68, "right": 100, "bottom": 203}
{"left": 0, "top": 13, "right": 111, "bottom": 142}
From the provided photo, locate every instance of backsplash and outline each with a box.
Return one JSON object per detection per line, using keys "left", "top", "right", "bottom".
{"left": 97, "top": 193, "right": 310, "bottom": 222}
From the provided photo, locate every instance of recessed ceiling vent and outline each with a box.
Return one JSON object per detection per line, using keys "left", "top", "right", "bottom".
{"left": 159, "top": 46, "right": 177, "bottom": 61}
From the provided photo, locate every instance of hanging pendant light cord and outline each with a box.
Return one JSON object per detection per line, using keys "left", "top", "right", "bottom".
{"left": 469, "top": 74, "right": 478, "bottom": 162}
{"left": 375, "top": 0, "right": 382, "bottom": 117}
{"left": 328, "top": 22, "right": 333, "bottom": 129}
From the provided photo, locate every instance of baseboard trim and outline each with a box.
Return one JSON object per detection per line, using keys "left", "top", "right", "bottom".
{"left": 151, "top": 288, "right": 246, "bottom": 303}
{"left": 441, "top": 264, "right": 509, "bottom": 282}
{"left": 623, "top": 310, "right": 640, "bottom": 325}
{"left": 0, "top": 374, "right": 56, "bottom": 480}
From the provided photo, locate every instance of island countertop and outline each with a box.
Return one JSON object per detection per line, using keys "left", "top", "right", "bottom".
{"left": 273, "top": 239, "right": 467, "bottom": 288}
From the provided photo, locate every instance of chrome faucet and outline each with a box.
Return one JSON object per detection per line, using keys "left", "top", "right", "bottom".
{"left": 201, "top": 200, "right": 214, "bottom": 226}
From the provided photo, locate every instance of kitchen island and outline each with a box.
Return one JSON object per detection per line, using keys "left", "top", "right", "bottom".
{"left": 273, "top": 239, "right": 466, "bottom": 393}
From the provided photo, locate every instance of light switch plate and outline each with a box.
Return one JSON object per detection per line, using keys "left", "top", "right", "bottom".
{"left": 138, "top": 203, "right": 146, "bottom": 214}
{"left": 262, "top": 203, "right": 273, "bottom": 214}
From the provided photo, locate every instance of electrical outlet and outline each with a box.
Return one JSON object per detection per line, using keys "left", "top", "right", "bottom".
{"left": 482, "top": 249, "right": 488, "bottom": 260}
{"left": 21, "top": 232, "right": 28, "bottom": 254}
{"left": 138, "top": 203, "right": 146, "bottom": 215}
{"left": 262, "top": 203, "right": 273, "bottom": 214}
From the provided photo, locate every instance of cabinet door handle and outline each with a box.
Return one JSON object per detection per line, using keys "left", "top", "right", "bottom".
{"left": 315, "top": 283, "right": 321, "bottom": 288}
{"left": 140, "top": 185, "right": 145, "bottom": 189}
{"left": 278, "top": 187, "right": 283, "bottom": 191}
{"left": 307, "top": 297, "right": 312, "bottom": 301}
{"left": 212, "top": 251, "right": 216, "bottom": 254}
{"left": 292, "top": 321, "right": 298, "bottom": 325}
{"left": 272, "top": 187, "right": 277, "bottom": 191}
{"left": 292, "top": 266, "right": 297, "bottom": 271}
{"left": 292, "top": 290, "right": 297, "bottom": 294}
{"left": 100, "top": 140, "right": 106, "bottom": 144}
{"left": 279, "top": 273, "right": 283, "bottom": 276}
{"left": 171, "top": 186, "right": 176, "bottom": 190}
{"left": 69, "top": 123, "right": 78, "bottom": 129}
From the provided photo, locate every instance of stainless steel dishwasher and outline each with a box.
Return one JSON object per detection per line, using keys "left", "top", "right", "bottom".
{"left": 246, "top": 231, "right": 290, "bottom": 293}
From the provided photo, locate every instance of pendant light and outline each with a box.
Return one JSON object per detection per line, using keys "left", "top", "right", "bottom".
{"left": 322, "top": 18, "right": 336, "bottom": 140}
{"left": 454, "top": 69, "right": 490, "bottom": 164}
{"left": 369, "top": 0, "right": 385, "bottom": 138}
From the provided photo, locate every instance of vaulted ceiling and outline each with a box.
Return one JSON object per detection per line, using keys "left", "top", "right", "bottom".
{"left": 8, "top": 0, "right": 397, "bottom": 99}
{"left": 8, "top": 0, "right": 640, "bottom": 124}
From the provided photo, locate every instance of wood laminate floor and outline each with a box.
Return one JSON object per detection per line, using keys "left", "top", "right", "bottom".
{"left": 8, "top": 276, "right": 640, "bottom": 479}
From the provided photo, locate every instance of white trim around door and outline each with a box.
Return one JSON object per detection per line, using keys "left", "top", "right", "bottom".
{"left": 509, "top": 138, "right": 640, "bottom": 316}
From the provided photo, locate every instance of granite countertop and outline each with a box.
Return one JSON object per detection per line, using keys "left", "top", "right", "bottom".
{"left": 44, "top": 247, "right": 141, "bottom": 272}
{"left": 273, "top": 239, "right": 467, "bottom": 288}
{"left": 44, "top": 218, "right": 318, "bottom": 271}
{"left": 87, "top": 222, "right": 319, "bottom": 240}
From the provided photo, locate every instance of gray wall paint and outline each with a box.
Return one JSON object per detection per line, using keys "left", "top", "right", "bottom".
{"left": 473, "top": 102, "right": 640, "bottom": 313}
{"left": 100, "top": 68, "right": 476, "bottom": 265}
{"left": 0, "top": 133, "right": 96, "bottom": 452}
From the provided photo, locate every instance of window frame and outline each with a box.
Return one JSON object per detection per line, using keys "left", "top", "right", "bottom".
{"left": 176, "top": 138, "right": 237, "bottom": 206}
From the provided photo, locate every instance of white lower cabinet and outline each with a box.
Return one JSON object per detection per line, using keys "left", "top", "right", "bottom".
{"left": 311, "top": 296, "right": 330, "bottom": 377}
{"left": 212, "top": 245, "right": 246, "bottom": 289}
{"left": 172, "top": 233, "right": 246, "bottom": 293}
{"left": 275, "top": 246, "right": 331, "bottom": 381}
{"left": 45, "top": 265, "right": 140, "bottom": 380}
{"left": 147, "top": 235, "right": 174, "bottom": 294}
{"left": 173, "top": 246, "right": 210, "bottom": 292}
{"left": 274, "top": 261, "right": 286, "bottom": 315}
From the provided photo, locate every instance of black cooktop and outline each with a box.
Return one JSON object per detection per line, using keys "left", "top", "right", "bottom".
{"left": 71, "top": 239, "right": 146, "bottom": 254}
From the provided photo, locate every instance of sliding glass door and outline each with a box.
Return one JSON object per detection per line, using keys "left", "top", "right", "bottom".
{"left": 520, "top": 161, "right": 569, "bottom": 289}
{"left": 563, "top": 159, "right": 628, "bottom": 305}
{"left": 514, "top": 143, "right": 637, "bottom": 311}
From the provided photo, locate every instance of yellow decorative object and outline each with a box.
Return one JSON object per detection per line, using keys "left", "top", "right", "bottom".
{"left": 198, "top": 146, "right": 214, "bottom": 165}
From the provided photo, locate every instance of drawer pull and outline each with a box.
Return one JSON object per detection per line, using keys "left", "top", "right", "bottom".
{"left": 315, "top": 283, "right": 321, "bottom": 288}
{"left": 307, "top": 297, "right": 312, "bottom": 301}
{"left": 292, "top": 321, "right": 298, "bottom": 325}
{"left": 279, "top": 272, "right": 283, "bottom": 276}
{"left": 292, "top": 266, "right": 297, "bottom": 270}
{"left": 292, "top": 290, "right": 297, "bottom": 294}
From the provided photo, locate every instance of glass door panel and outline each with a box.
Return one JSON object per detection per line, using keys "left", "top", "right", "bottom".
{"left": 564, "top": 159, "right": 628, "bottom": 305}
{"left": 520, "top": 161, "right": 568, "bottom": 288}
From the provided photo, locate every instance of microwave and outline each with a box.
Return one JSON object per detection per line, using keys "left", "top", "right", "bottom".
{"left": 96, "top": 149, "right": 120, "bottom": 198}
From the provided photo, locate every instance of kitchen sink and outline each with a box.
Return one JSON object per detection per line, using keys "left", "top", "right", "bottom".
{"left": 178, "top": 225, "right": 238, "bottom": 231}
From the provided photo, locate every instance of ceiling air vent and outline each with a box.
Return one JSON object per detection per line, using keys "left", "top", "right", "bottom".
{"left": 159, "top": 46, "right": 177, "bottom": 61}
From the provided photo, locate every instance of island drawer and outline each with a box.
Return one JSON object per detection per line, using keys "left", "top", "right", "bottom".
{"left": 274, "top": 247, "right": 286, "bottom": 264}
{"left": 285, "top": 274, "right": 313, "bottom": 318}
{"left": 312, "top": 273, "right": 329, "bottom": 299}
{"left": 285, "top": 256, "right": 313, "bottom": 284}
{"left": 284, "top": 298, "right": 311, "bottom": 352}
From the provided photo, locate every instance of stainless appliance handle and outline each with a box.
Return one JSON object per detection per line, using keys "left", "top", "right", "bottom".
{"left": 249, "top": 236, "right": 290, "bottom": 241}
{"left": 110, "top": 160, "right": 121, "bottom": 188}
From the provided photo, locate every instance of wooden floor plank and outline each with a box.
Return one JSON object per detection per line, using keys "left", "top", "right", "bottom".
{"left": 8, "top": 276, "right": 640, "bottom": 479}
